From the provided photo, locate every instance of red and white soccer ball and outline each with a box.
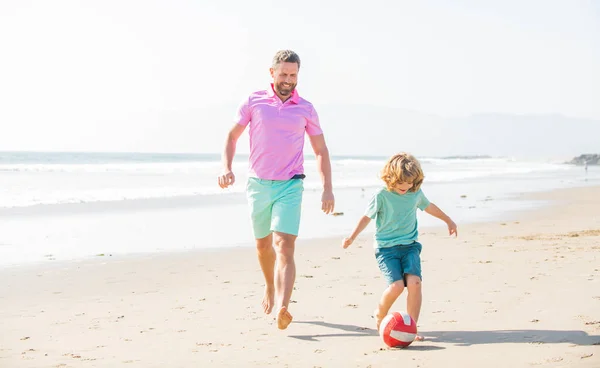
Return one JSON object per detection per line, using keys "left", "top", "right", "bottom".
{"left": 379, "top": 311, "right": 418, "bottom": 348}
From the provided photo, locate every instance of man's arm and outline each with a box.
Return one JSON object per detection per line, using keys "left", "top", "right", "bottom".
{"left": 222, "top": 123, "right": 246, "bottom": 172}
{"left": 309, "top": 134, "right": 334, "bottom": 213}
{"left": 308, "top": 134, "right": 332, "bottom": 191}
{"left": 218, "top": 123, "right": 246, "bottom": 188}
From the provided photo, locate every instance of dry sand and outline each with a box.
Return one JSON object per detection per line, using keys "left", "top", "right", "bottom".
{"left": 1, "top": 186, "right": 599, "bottom": 367}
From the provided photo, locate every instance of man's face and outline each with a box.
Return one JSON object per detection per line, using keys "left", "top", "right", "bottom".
{"left": 270, "top": 62, "right": 299, "bottom": 98}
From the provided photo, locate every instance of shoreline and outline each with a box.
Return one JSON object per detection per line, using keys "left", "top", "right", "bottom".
{"left": 0, "top": 184, "right": 592, "bottom": 273}
{"left": 0, "top": 177, "right": 574, "bottom": 269}
{"left": 0, "top": 185, "right": 568, "bottom": 270}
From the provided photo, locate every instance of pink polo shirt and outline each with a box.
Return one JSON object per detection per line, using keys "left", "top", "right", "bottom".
{"left": 235, "top": 84, "right": 323, "bottom": 180}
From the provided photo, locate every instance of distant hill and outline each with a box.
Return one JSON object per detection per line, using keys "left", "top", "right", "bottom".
{"left": 21, "top": 102, "right": 594, "bottom": 159}
{"left": 316, "top": 104, "right": 600, "bottom": 159}
{"left": 569, "top": 154, "right": 600, "bottom": 165}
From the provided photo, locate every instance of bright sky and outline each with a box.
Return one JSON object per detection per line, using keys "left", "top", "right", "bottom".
{"left": 1, "top": 0, "right": 598, "bottom": 154}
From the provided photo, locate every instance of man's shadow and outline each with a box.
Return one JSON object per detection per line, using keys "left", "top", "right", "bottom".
{"left": 288, "top": 320, "right": 445, "bottom": 350}
{"left": 289, "top": 321, "right": 600, "bottom": 349}
{"left": 288, "top": 320, "right": 378, "bottom": 341}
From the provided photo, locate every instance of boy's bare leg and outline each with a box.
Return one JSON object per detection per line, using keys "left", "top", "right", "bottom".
{"left": 375, "top": 280, "right": 404, "bottom": 330}
{"left": 256, "top": 234, "right": 275, "bottom": 314}
{"left": 273, "top": 231, "right": 296, "bottom": 329}
{"left": 405, "top": 274, "right": 424, "bottom": 341}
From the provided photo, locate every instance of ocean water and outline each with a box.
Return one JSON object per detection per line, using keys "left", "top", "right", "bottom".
{"left": 0, "top": 151, "right": 598, "bottom": 266}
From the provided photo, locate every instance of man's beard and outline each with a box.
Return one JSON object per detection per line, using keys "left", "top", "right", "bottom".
{"left": 276, "top": 82, "right": 296, "bottom": 96}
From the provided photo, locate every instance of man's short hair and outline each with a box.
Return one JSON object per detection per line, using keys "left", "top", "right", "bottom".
{"left": 272, "top": 50, "right": 301, "bottom": 69}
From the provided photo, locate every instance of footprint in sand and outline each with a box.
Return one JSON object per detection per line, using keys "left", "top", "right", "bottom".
{"left": 545, "top": 357, "right": 564, "bottom": 363}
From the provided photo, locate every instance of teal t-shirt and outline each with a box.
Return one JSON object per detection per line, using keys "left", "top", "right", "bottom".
{"left": 365, "top": 187, "right": 430, "bottom": 248}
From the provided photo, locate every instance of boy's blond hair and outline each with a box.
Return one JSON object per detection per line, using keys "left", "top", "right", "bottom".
{"left": 380, "top": 152, "right": 424, "bottom": 192}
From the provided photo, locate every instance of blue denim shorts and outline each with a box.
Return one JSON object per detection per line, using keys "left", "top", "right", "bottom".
{"left": 375, "top": 242, "right": 422, "bottom": 286}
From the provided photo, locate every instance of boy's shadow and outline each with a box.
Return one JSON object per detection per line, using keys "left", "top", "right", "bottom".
{"left": 288, "top": 320, "right": 445, "bottom": 350}
{"left": 425, "top": 329, "right": 600, "bottom": 347}
{"left": 288, "top": 321, "right": 599, "bottom": 349}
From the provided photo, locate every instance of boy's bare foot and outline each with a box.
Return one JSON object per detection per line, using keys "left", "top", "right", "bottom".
{"left": 415, "top": 335, "right": 425, "bottom": 341}
{"left": 277, "top": 306, "right": 293, "bottom": 330}
{"left": 374, "top": 308, "right": 385, "bottom": 331}
{"left": 262, "top": 286, "right": 275, "bottom": 314}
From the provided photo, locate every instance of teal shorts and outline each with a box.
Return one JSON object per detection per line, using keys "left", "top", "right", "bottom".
{"left": 375, "top": 242, "right": 422, "bottom": 286}
{"left": 245, "top": 177, "right": 304, "bottom": 239}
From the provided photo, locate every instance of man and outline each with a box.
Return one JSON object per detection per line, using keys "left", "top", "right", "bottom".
{"left": 218, "top": 50, "right": 335, "bottom": 330}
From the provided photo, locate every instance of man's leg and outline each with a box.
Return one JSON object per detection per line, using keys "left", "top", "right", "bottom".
{"left": 246, "top": 178, "right": 275, "bottom": 314}
{"left": 256, "top": 233, "right": 275, "bottom": 314}
{"left": 270, "top": 179, "right": 303, "bottom": 330}
{"left": 273, "top": 231, "right": 296, "bottom": 329}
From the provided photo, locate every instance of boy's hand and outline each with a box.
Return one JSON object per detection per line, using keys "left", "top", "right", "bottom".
{"left": 342, "top": 237, "right": 354, "bottom": 249}
{"left": 447, "top": 220, "right": 458, "bottom": 237}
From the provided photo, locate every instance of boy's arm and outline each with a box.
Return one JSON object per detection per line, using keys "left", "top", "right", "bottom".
{"left": 343, "top": 216, "right": 372, "bottom": 248}
{"left": 424, "top": 203, "right": 458, "bottom": 236}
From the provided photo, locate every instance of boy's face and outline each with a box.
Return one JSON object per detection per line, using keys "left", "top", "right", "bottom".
{"left": 393, "top": 181, "right": 413, "bottom": 195}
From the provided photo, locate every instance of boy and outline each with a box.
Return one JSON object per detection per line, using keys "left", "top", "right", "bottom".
{"left": 342, "top": 152, "right": 457, "bottom": 340}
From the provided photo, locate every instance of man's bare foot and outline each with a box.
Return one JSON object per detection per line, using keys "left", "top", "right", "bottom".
{"left": 415, "top": 335, "right": 425, "bottom": 341}
{"left": 277, "top": 306, "right": 293, "bottom": 330}
{"left": 262, "top": 286, "right": 275, "bottom": 314}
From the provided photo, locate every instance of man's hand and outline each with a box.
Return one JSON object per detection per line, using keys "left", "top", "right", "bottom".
{"left": 321, "top": 189, "right": 335, "bottom": 214}
{"left": 447, "top": 219, "right": 458, "bottom": 237}
{"left": 218, "top": 170, "right": 235, "bottom": 188}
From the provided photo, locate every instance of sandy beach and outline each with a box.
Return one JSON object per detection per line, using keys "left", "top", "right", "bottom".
{"left": 1, "top": 186, "right": 599, "bottom": 368}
